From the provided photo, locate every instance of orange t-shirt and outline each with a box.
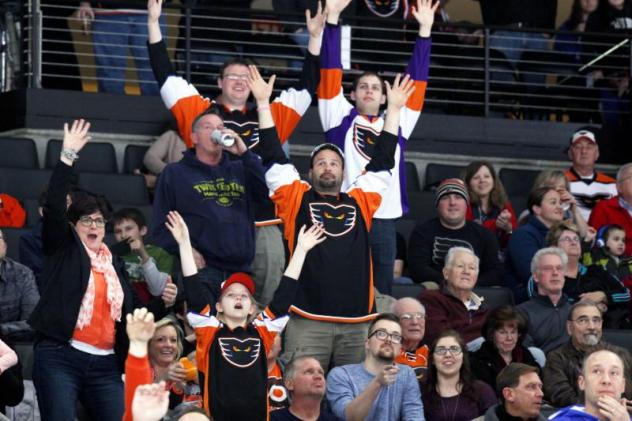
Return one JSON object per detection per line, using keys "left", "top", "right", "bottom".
{"left": 72, "top": 271, "right": 116, "bottom": 350}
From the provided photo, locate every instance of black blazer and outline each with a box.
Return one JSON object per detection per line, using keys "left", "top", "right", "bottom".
{"left": 28, "top": 161, "right": 167, "bottom": 371}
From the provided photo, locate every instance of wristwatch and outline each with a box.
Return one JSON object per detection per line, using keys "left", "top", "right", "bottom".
{"left": 61, "top": 148, "right": 79, "bottom": 162}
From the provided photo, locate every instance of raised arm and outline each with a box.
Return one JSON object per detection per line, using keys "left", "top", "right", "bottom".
{"left": 43, "top": 119, "right": 91, "bottom": 255}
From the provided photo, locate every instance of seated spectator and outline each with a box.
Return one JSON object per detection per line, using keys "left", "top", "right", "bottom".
{"left": 529, "top": 221, "right": 630, "bottom": 328}
{"left": 422, "top": 330, "right": 497, "bottom": 421}
{"left": 469, "top": 306, "right": 540, "bottom": 395}
{"left": 418, "top": 246, "right": 489, "bottom": 346}
{"left": 585, "top": 224, "right": 632, "bottom": 297}
{"left": 408, "top": 178, "right": 503, "bottom": 286}
{"left": 392, "top": 297, "right": 429, "bottom": 382}
{"left": 29, "top": 120, "right": 173, "bottom": 421}
{"left": 564, "top": 128, "right": 617, "bottom": 221}
{"left": 505, "top": 186, "right": 564, "bottom": 303}
{"left": 112, "top": 208, "right": 175, "bottom": 304}
{"left": 463, "top": 161, "right": 517, "bottom": 251}
{"left": 0, "top": 333, "right": 23, "bottom": 415}
{"left": 165, "top": 210, "right": 324, "bottom": 418}
{"left": 555, "top": 0, "right": 598, "bottom": 63}
{"left": 543, "top": 300, "right": 632, "bottom": 408}
{"left": 517, "top": 248, "right": 572, "bottom": 354}
{"left": 0, "top": 228, "right": 39, "bottom": 341}
{"left": 271, "top": 356, "right": 339, "bottom": 421}
{"left": 142, "top": 129, "right": 187, "bottom": 190}
{"left": 326, "top": 313, "right": 423, "bottom": 421}
{"left": 589, "top": 163, "right": 632, "bottom": 256}
{"left": 149, "top": 316, "right": 200, "bottom": 408}
{"left": 473, "top": 363, "right": 546, "bottom": 421}
{"left": 0, "top": 193, "right": 25, "bottom": 228}
{"left": 548, "top": 347, "right": 630, "bottom": 421}
{"left": 527, "top": 170, "right": 591, "bottom": 240}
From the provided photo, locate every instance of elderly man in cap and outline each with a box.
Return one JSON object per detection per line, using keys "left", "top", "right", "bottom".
{"left": 564, "top": 127, "right": 617, "bottom": 221}
{"left": 408, "top": 178, "right": 503, "bottom": 287}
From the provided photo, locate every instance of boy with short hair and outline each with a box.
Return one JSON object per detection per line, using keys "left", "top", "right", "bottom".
{"left": 586, "top": 224, "right": 632, "bottom": 288}
{"left": 112, "top": 208, "right": 174, "bottom": 303}
{"left": 164, "top": 210, "right": 325, "bottom": 420}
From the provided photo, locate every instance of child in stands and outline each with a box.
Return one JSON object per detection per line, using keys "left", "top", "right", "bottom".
{"left": 165, "top": 210, "right": 325, "bottom": 420}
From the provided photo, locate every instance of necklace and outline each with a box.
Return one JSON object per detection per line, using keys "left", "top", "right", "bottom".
{"left": 440, "top": 392, "right": 461, "bottom": 421}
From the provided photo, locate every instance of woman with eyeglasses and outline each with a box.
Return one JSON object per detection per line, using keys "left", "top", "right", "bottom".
{"left": 29, "top": 120, "right": 174, "bottom": 421}
{"left": 422, "top": 330, "right": 497, "bottom": 421}
{"left": 527, "top": 221, "right": 631, "bottom": 328}
{"left": 469, "top": 306, "right": 540, "bottom": 396}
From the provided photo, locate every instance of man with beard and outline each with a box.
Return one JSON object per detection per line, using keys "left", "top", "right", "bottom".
{"left": 326, "top": 314, "right": 424, "bottom": 421}
{"left": 543, "top": 300, "right": 632, "bottom": 408}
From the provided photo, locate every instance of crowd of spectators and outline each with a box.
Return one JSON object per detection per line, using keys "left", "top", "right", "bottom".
{"left": 3, "top": 0, "right": 632, "bottom": 421}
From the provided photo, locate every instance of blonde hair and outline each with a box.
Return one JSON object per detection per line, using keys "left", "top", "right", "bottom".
{"left": 150, "top": 316, "right": 184, "bottom": 362}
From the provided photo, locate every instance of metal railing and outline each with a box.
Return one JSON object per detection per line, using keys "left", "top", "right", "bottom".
{"left": 13, "top": 0, "right": 632, "bottom": 122}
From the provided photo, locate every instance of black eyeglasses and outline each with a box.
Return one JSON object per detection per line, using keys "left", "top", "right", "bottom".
{"left": 368, "top": 329, "right": 403, "bottom": 344}
{"left": 434, "top": 345, "right": 462, "bottom": 356}
{"left": 78, "top": 216, "right": 107, "bottom": 228}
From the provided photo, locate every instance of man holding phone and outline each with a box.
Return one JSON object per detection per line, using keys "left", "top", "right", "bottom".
{"left": 326, "top": 313, "right": 425, "bottom": 421}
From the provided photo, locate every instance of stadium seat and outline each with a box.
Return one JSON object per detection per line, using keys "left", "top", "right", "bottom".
{"left": 405, "top": 161, "right": 421, "bottom": 193}
{"left": 13, "top": 341, "right": 34, "bottom": 380}
{"left": 406, "top": 191, "right": 437, "bottom": 224}
{"left": 473, "top": 286, "right": 514, "bottom": 309}
{"left": 0, "top": 168, "right": 52, "bottom": 200}
{"left": 395, "top": 218, "right": 417, "bottom": 244}
{"left": 78, "top": 173, "right": 150, "bottom": 206}
{"left": 45, "top": 139, "right": 117, "bottom": 173}
{"left": 1, "top": 227, "right": 29, "bottom": 261}
{"left": 499, "top": 168, "right": 540, "bottom": 198}
{"left": 292, "top": 154, "right": 311, "bottom": 176}
{"left": 123, "top": 144, "right": 150, "bottom": 174}
{"left": 391, "top": 283, "right": 424, "bottom": 300}
{"left": 22, "top": 197, "right": 41, "bottom": 227}
{"left": 602, "top": 329, "right": 632, "bottom": 351}
{"left": 0, "top": 137, "right": 39, "bottom": 169}
{"left": 424, "top": 164, "right": 465, "bottom": 191}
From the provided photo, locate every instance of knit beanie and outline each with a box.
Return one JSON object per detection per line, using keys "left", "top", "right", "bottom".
{"left": 434, "top": 178, "right": 470, "bottom": 207}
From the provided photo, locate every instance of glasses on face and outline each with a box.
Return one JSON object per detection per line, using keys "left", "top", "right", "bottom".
{"left": 559, "top": 235, "right": 580, "bottom": 244}
{"left": 399, "top": 312, "right": 425, "bottom": 322}
{"left": 434, "top": 345, "right": 463, "bottom": 356}
{"left": 223, "top": 73, "right": 248, "bottom": 81}
{"left": 368, "top": 329, "right": 403, "bottom": 344}
{"left": 78, "top": 216, "right": 107, "bottom": 228}
{"left": 572, "top": 316, "right": 603, "bottom": 326}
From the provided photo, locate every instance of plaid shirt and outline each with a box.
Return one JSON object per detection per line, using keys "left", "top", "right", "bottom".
{"left": 0, "top": 257, "right": 39, "bottom": 339}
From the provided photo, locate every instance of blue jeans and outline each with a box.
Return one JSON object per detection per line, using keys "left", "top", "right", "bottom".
{"left": 92, "top": 14, "right": 164, "bottom": 95}
{"left": 33, "top": 339, "right": 124, "bottom": 421}
{"left": 369, "top": 218, "right": 396, "bottom": 295}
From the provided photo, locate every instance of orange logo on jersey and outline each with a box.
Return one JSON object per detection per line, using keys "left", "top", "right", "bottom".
{"left": 353, "top": 123, "right": 382, "bottom": 161}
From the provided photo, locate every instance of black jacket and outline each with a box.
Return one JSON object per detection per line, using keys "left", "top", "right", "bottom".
{"left": 469, "top": 339, "right": 540, "bottom": 394}
{"left": 28, "top": 161, "right": 167, "bottom": 371}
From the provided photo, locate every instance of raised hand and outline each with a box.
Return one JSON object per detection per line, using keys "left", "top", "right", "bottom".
{"left": 306, "top": 1, "right": 325, "bottom": 38}
{"left": 411, "top": 0, "right": 439, "bottom": 37}
{"left": 62, "top": 119, "right": 91, "bottom": 154}
{"left": 376, "top": 364, "right": 399, "bottom": 386}
{"left": 131, "top": 382, "right": 169, "bottom": 421}
{"left": 147, "top": 0, "right": 162, "bottom": 23}
{"left": 165, "top": 211, "right": 190, "bottom": 246}
{"left": 246, "top": 65, "right": 276, "bottom": 105}
{"left": 325, "top": 0, "right": 352, "bottom": 24}
{"left": 296, "top": 224, "right": 327, "bottom": 252}
{"left": 385, "top": 73, "right": 416, "bottom": 111}
{"left": 126, "top": 308, "right": 156, "bottom": 344}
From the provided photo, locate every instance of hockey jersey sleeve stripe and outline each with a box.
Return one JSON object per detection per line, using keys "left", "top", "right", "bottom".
{"left": 405, "top": 80, "right": 428, "bottom": 112}
{"left": 271, "top": 89, "right": 311, "bottom": 143}
{"left": 317, "top": 68, "right": 343, "bottom": 100}
{"left": 406, "top": 37, "right": 432, "bottom": 82}
{"left": 267, "top": 172, "right": 311, "bottom": 253}
{"left": 321, "top": 23, "right": 342, "bottom": 69}
{"left": 347, "top": 186, "right": 384, "bottom": 233}
{"left": 289, "top": 306, "right": 378, "bottom": 323}
{"left": 162, "top": 76, "right": 211, "bottom": 148}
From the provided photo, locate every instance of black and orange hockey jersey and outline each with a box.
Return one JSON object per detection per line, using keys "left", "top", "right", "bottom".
{"left": 259, "top": 127, "right": 398, "bottom": 323}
